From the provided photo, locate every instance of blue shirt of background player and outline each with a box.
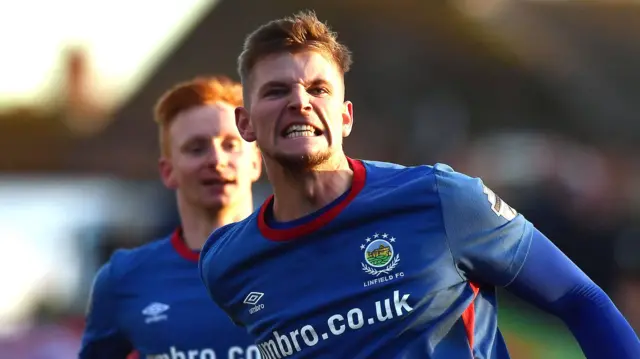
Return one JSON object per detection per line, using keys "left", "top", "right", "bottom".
{"left": 80, "top": 229, "right": 260, "bottom": 359}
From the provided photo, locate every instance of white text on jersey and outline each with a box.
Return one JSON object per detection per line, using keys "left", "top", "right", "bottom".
{"left": 257, "top": 290, "right": 413, "bottom": 359}
{"left": 146, "top": 345, "right": 260, "bottom": 359}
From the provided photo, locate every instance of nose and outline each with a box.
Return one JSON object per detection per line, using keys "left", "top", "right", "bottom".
{"left": 287, "top": 85, "right": 312, "bottom": 114}
{"left": 207, "top": 142, "right": 229, "bottom": 169}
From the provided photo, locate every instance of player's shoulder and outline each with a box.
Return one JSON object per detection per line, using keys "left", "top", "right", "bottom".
{"left": 88, "top": 258, "right": 116, "bottom": 296}
{"left": 431, "top": 162, "right": 476, "bottom": 183}
{"left": 430, "top": 163, "right": 490, "bottom": 199}
{"left": 199, "top": 212, "right": 259, "bottom": 291}
{"left": 431, "top": 164, "right": 521, "bottom": 222}
{"left": 201, "top": 211, "right": 258, "bottom": 263}
{"left": 105, "top": 234, "right": 174, "bottom": 282}
{"left": 361, "top": 159, "right": 434, "bottom": 184}
{"left": 362, "top": 159, "right": 464, "bottom": 188}
{"left": 361, "top": 159, "right": 486, "bottom": 200}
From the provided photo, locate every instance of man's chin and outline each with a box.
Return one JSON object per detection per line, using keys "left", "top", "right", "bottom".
{"left": 198, "top": 195, "right": 230, "bottom": 211}
{"left": 271, "top": 150, "right": 332, "bottom": 172}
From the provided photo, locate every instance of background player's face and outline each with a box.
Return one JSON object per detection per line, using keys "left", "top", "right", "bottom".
{"left": 159, "top": 103, "right": 261, "bottom": 210}
{"left": 237, "top": 51, "right": 353, "bottom": 170}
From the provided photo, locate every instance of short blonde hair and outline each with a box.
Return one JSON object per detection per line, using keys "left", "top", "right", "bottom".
{"left": 238, "top": 11, "right": 352, "bottom": 89}
{"left": 153, "top": 76, "right": 242, "bottom": 156}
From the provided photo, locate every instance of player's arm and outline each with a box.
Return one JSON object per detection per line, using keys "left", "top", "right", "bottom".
{"left": 79, "top": 262, "right": 133, "bottom": 359}
{"left": 435, "top": 164, "right": 532, "bottom": 286}
{"left": 435, "top": 164, "right": 640, "bottom": 358}
{"left": 506, "top": 229, "right": 640, "bottom": 357}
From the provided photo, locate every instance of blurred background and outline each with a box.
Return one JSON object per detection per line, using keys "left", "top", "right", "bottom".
{"left": 1, "top": 0, "right": 639, "bottom": 357}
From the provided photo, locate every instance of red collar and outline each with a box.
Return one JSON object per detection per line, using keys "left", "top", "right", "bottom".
{"left": 258, "top": 157, "right": 366, "bottom": 241}
{"left": 170, "top": 228, "right": 200, "bottom": 262}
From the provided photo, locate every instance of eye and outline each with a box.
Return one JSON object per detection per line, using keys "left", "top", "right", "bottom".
{"left": 308, "top": 87, "right": 329, "bottom": 96}
{"left": 264, "top": 87, "right": 288, "bottom": 98}
{"left": 188, "top": 145, "right": 209, "bottom": 155}
{"left": 183, "top": 140, "right": 210, "bottom": 156}
{"left": 223, "top": 139, "right": 242, "bottom": 152}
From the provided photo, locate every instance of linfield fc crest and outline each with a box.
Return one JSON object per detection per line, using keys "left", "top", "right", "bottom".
{"left": 361, "top": 233, "right": 400, "bottom": 277}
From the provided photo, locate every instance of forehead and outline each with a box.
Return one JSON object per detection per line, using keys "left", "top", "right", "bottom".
{"left": 169, "top": 103, "right": 240, "bottom": 143}
{"left": 251, "top": 51, "right": 343, "bottom": 90}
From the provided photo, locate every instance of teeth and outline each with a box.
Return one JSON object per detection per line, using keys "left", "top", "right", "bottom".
{"left": 288, "top": 124, "right": 314, "bottom": 132}
{"left": 286, "top": 124, "right": 315, "bottom": 133}
{"left": 284, "top": 124, "right": 319, "bottom": 138}
{"left": 286, "top": 131, "right": 315, "bottom": 138}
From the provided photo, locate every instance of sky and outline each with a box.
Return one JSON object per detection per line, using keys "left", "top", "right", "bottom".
{"left": 0, "top": 0, "right": 217, "bottom": 110}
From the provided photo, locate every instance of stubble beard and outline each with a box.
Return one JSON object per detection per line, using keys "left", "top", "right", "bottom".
{"left": 271, "top": 149, "right": 333, "bottom": 175}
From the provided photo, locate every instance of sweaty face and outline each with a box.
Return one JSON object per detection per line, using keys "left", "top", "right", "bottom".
{"left": 239, "top": 51, "right": 353, "bottom": 170}
{"left": 161, "top": 103, "right": 260, "bottom": 210}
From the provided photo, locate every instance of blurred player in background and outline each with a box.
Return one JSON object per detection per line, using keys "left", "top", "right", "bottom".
{"left": 80, "top": 76, "right": 262, "bottom": 359}
{"left": 199, "top": 11, "right": 640, "bottom": 359}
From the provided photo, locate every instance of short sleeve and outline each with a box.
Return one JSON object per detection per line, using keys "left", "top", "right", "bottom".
{"left": 434, "top": 164, "right": 533, "bottom": 286}
{"left": 79, "top": 262, "right": 132, "bottom": 358}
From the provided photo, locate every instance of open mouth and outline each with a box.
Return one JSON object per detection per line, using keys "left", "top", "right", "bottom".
{"left": 201, "top": 178, "right": 235, "bottom": 186}
{"left": 282, "top": 124, "right": 323, "bottom": 139}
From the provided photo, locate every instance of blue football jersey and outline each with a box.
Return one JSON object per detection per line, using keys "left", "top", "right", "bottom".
{"left": 199, "top": 158, "right": 533, "bottom": 359}
{"left": 80, "top": 229, "right": 260, "bottom": 359}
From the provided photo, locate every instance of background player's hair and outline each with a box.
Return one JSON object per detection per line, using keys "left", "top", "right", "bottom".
{"left": 237, "top": 10, "right": 353, "bottom": 95}
{"left": 153, "top": 76, "right": 243, "bottom": 156}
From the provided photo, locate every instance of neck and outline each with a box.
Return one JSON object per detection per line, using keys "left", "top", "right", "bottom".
{"left": 267, "top": 154, "right": 352, "bottom": 222}
{"left": 177, "top": 195, "right": 253, "bottom": 250}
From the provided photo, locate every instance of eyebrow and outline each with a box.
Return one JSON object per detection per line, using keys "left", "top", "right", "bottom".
{"left": 258, "top": 78, "right": 332, "bottom": 93}
{"left": 308, "top": 79, "right": 332, "bottom": 89}
{"left": 181, "top": 133, "right": 243, "bottom": 146}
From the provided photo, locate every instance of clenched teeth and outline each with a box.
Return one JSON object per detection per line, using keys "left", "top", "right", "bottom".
{"left": 287, "top": 131, "right": 315, "bottom": 138}
{"left": 284, "top": 124, "right": 321, "bottom": 138}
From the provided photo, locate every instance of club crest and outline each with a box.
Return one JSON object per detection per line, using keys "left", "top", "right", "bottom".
{"left": 360, "top": 233, "right": 400, "bottom": 277}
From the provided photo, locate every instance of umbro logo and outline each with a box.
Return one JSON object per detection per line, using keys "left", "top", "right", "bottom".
{"left": 142, "top": 302, "right": 169, "bottom": 324}
{"left": 243, "top": 292, "right": 264, "bottom": 305}
{"left": 243, "top": 292, "right": 264, "bottom": 314}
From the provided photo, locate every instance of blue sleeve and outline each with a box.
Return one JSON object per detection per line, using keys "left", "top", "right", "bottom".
{"left": 435, "top": 164, "right": 533, "bottom": 286}
{"left": 199, "top": 224, "right": 243, "bottom": 327}
{"left": 199, "top": 233, "right": 219, "bottom": 299}
{"left": 506, "top": 229, "right": 640, "bottom": 358}
{"left": 79, "top": 262, "right": 133, "bottom": 359}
